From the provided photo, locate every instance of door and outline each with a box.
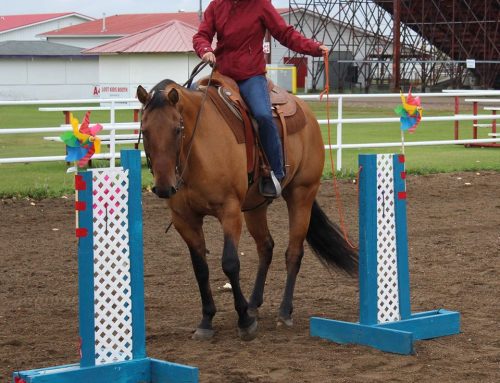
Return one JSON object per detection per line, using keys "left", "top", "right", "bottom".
{"left": 284, "top": 57, "right": 308, "bottom": 89}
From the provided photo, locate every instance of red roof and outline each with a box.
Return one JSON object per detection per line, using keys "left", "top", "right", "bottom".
{"left": 83, "top": 20, "right": 201, "bottom": 54}
{"left": 42, "top": 13, "right": 201, "bottom": 36}
{"left": 0, "top": 13, "right": 92, "bottom": 33}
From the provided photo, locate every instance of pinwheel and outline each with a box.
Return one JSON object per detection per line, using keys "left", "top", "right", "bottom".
{"left": 60, "top": 111, "right": 102, "bottom": 167}
{"left": 394, "top": 88, "right": 423, "bottom": 153}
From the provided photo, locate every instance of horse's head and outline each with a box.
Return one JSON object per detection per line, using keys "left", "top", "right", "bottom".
{"left": 137, "top": 80, "right": 184, "bottom": 199}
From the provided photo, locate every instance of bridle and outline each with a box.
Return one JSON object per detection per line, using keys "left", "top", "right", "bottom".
{"left": 137, "top": 62, "right": 215, "bottom": 192}
{"left": 138, "top": 92, "right": 185, "bottom": 178}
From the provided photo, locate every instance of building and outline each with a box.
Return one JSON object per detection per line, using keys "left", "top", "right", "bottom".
{"left": 0, "top": 9, "right": 394, "bottom": 100}
{"left": 41, "top": 13, "right": 201, "bottom": 49}
{"left": 0, "top": 13, "right": 93, "bottom": 42}
{"left": 0, "top": 13, "right": 97, "bottom": 100}
{"left": 83, "top": 20, "right": 211, "bottom": 99}
{"left": 42, "top": 10, "right": 341, "bottom": 91}
{"left": 0, "top": 40, "right": 98, "bottom": 100}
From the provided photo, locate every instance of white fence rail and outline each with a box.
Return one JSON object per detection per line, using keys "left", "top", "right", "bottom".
{"left": 1, "top": 92, "right": 499, "bottom": 170}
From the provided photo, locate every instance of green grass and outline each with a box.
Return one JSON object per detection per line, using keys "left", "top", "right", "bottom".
{"left": 0, "top": 102, "right": 498, "bottom": 199}
{"left": 307, "top": 101, "right": 499, "bottom": 175}
{"left": 0, "top": 105, "right": 152, "bottom": 198}
{"left": 0, "top": 161, "right": 154, "bottom": 199}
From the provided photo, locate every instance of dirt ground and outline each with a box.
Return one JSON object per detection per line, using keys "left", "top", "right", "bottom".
{"left": 1, "top": 171, "right": 499, "bottom": 382}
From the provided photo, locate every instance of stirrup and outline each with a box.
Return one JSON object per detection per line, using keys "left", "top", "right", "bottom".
{"left": 259, "top": 171, "right": 282, "bottom": 198}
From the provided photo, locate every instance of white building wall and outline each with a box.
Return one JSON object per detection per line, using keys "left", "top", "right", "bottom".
{"left": 96, "top": 53, "right": 207, "bottom": 99}
{"left": 0, "top": 15, "right": 90, "bottom": 42}
{"left": 0, "top": 57, "right": 98, "bottom": 100}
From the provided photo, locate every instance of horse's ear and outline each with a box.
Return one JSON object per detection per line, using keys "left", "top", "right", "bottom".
{"left": 136, "top": 85, "right": 149, "bottom": 105}
{"left": 167, "top": 88, "right": 179, "bottom": 105}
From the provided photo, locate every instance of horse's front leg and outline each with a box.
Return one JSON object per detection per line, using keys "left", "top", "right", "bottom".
{"left": 219, "top": 203, "right": 258, "bottom": 341}
{"left": 172, "top": 211, "right": 216, "bottom": 340}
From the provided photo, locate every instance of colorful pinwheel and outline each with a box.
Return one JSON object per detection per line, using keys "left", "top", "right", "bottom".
{"left": 60, "top": 111, "right": 102, "bottom": 167}
{"left": 394, "top": 88, "right": 423, "bottom": 133}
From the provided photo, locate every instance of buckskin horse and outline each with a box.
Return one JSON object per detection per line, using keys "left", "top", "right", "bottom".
{"left": 136, "top": 70, "right": 357, "bottom": 341}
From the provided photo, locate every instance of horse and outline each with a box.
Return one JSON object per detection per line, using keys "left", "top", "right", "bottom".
{"left": 136, "top": 74, "right": 357, "bottom": 341}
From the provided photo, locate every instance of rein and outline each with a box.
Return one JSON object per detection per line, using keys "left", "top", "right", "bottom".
{"left": 174, "top": 64, "right": 215, "bottom": 189}
{"left": 138, "top": 62, "right": 215, "bottom": 192}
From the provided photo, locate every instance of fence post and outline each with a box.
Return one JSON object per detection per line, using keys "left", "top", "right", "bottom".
{"left": 336, "top": 95, "right": 343, "bottom": 171}
{"left": 110, "top": 100, "right": 116, "bottom": 168}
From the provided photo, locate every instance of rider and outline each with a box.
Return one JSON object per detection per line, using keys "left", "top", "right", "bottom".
{"left": 193, "top": 0, "right": 328, "bottom": 198}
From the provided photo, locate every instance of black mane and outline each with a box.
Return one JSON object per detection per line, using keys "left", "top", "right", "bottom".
{"left": 148, "top": 79, "right": 176, "bottom": 110}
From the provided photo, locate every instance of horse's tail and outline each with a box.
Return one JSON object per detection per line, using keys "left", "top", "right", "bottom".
{"left": 306, "top": 200, "right": 358, "bottom": 276}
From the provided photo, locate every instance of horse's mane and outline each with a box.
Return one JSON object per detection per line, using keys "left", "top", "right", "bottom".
{"left": 148, "top": 79, "right": 198, "bottom": 110}
{"left": 148, "top": 79, "right": 176, "bottom": 110}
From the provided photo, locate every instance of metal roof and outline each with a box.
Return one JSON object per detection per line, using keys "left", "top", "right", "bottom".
{"left": 83, "top": 20, "right": 200, "bottom": 54}
{"left": 42, "top": 12, "right": 201, "bottom": 37}
{"left": 0, "top": 13, "right": 93, "bottom": 33}
{"left": 0, "top": 40, "right": 94, "bottom": 57}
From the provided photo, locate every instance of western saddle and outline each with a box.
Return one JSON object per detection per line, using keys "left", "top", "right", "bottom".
{"left": 197, "top": 71, "right": 305, "bottom": 181}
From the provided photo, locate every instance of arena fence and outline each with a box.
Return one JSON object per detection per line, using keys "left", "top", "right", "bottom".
{"left": 0, "top": 90, "right": 499, "bottom": 169}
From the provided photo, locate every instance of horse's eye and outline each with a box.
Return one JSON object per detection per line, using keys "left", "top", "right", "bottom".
{"left": 175, "top": 126, "right": 183, "bottom": 135}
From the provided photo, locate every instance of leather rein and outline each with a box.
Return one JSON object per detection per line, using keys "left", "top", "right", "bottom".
{"left": 137, "top": 62, "right": 215, "bottom": 193}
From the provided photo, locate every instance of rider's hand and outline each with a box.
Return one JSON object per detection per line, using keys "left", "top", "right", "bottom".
{"left": 319, "top": 45, "right": 329, "bottom": 54}
{"left": 202, "top": 52, "right": 216, "bottom": 64}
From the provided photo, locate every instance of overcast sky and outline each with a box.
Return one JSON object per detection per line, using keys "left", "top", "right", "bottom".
{"left": 4, "top": 0, "right": 291, "bottom": 18}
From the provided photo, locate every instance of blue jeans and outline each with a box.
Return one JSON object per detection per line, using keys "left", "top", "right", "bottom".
{"left": 237, "top": 75, "right": 284, "bottom": 180}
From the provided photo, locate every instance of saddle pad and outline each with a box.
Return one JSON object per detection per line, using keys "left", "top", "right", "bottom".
{"left": 207, "top": 86, "right": 306, "bottom": 141}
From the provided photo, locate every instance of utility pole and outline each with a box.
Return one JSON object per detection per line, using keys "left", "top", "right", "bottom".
{"left": 199, "top": 0, "right": 203, "bottom": 22}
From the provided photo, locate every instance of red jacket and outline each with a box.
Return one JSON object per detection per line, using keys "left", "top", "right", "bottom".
{"left": 193, "top": 0, "right": 322, "bottom": 81}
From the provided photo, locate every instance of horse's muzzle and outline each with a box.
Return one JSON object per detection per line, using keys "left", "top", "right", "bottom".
{"left": 152, "top": 185, "right": 177, "bottom": 199}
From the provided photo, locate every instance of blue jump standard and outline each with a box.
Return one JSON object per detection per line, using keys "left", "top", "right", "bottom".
{"left": 310, "top": 154, "right": 460, "bottom": 355}
{"left": 13, "top": 150, "right": 198, "bottom": 383}
{"left": 13, "top": 359, "right": 198, "bottom": 383}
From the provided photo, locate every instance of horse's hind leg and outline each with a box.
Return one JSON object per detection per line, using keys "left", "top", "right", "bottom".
{"left": 279, "top": 184, "right": 319, "bottom": 326}
{"left": 219, "top": 202, "right": 258, "bottom": 341}
{"left": 244, "top": 203, "right": 274, "bottom": 317}
{"left": 172, "top": 212, "right": 216, "bottom": 340}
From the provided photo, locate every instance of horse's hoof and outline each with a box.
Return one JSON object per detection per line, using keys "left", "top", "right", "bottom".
{"left": 277, "top": 316, "right": 293, "bottom": 327}
{"left": 247, "top": 307, "right": 259, "bottom": 318}
{"left": 192, "top": 327, "right": 214, "bottom": 340}
{"left": 238, "top": 320, "right": 258, "bottom": 341}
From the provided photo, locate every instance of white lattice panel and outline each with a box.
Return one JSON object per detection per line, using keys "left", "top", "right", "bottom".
{"left": 376, "top": 155, "right": 400, "bottom": 323}
{"left": 91, "top": 168, "right": 133, "bottom": 365}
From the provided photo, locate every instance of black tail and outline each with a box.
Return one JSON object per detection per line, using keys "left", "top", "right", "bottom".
{"left": 306, "top": 200, "right": 358, "bottom": 276}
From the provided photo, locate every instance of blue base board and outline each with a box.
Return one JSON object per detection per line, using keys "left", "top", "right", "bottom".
{"left": 310, "top": 309, "right": 460, "bottom": 355}
{"left": 13, "top": 358, "right": 198, "bottom": 383}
